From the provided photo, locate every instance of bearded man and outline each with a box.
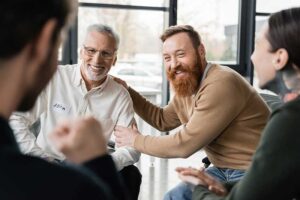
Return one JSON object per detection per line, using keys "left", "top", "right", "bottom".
{"left": 114, "top": 25, "right": 270, "bottom": 200}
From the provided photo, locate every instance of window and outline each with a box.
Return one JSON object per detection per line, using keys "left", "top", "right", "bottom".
{"left": 118, "top": 69, "right": 134, "bottom": 75}
{"left": 79, "top": 0, "right": 168, "bottom": 7}
{"left": 134, "top": 70, "right": 148, "bottom": 76}
{"left": 256, "top": 0, "right": 300, "bottom": 13}
{"left": 177, "top": 0, "right": 240, "bottom": 64}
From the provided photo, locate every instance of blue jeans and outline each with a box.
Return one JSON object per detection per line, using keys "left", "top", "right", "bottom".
{"left": 163, "top": 167, "right": 245, "bottom": 200}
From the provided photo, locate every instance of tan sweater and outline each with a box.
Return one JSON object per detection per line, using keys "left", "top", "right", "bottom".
{"left": 129, "top": 64, "right": 270, "bottom": 170}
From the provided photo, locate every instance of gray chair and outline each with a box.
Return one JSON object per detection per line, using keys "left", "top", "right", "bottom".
{"left": 259, "top": 93, "right": 283, "bottom": 111}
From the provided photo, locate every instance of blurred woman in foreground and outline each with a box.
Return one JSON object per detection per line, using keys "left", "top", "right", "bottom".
{"left": 177, "top": 7, "right": 300, "bottom": 200}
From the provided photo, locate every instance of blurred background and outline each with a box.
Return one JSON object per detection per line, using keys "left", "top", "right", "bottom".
{"left": 58, "top": 1, "right": 300, "bottom": 199}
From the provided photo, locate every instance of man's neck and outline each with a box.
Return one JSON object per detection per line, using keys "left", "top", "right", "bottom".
{"left": 0, "top": 62, "right": 25, "bottom": 119}
{"left": 84, "top": 76, "right": 107, "bottom": 91}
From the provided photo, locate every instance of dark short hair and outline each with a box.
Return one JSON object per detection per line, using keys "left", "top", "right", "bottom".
{"left": 0, "top": 0, "right": 75, "bottom": 59}
{"left": 160, "top": 25, "right": 202, "bottom": 49}
{"left": 267, "top": 7, "right": 300, "bottom": 68}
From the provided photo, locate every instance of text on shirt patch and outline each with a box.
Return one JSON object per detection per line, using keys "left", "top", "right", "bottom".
{"left": 52, "top": 102, "right": 70, "bottom": 114}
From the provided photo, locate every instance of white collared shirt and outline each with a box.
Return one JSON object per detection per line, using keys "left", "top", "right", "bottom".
{"left": 10, "top": 64, "right": 140, "bottom": 170}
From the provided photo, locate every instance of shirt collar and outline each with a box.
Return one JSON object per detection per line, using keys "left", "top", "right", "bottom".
{"left": 73, "top": 64, "right": 82, "bottom": 87}
{"left": 201, "top": 62, "right": 212, "bottom": 83}
{"left": 90, "top": 75, "right": 110, "bottom": 92}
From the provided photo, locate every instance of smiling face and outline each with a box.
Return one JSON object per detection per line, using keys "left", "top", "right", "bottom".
{"left": 80, "top": 30, "right": 117, "bottom": 89}
{"left": 163, "top": 32, "right": 204, "bottom": 97}
{"left": 251, "top": 25, "right": 277, "bottom": 88}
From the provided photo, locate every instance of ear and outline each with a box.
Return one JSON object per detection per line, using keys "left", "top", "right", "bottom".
{"left": 33, "top": 19, "right": 57, "bottom": 64}
{"left": 112, "top": 56, "right": 117, "bottom": 66}
{"left": 273, "top": 48, "right": 289, "bottom": 71}
{"left": 197, "top": 43, "right": 206, "bottom": 57}
{"left": 79, "top": 48, "right": 84, "bottom": 60}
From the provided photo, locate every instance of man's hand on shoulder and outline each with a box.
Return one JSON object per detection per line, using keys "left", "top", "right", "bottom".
{"left": 112, "top": 76, "right": 129, "bottom": 90}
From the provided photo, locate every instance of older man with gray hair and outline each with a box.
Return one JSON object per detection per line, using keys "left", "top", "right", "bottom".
{"left": 10, "top": 24, "right": 141, "bottom": 200}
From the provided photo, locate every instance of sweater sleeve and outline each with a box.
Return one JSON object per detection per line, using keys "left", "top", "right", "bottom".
{"left": 128, "top": 87, "right": 182, "bottom": 131}
{"left": 192, "top": 103, "right": 300, "bottom": 200}
{"left": 133, "top": 74, "right": 247, "bottom": 158}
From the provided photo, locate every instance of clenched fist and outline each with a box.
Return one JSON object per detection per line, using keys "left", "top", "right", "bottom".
{"left": 49, "top": 116, "right": 107, "bottom": 164}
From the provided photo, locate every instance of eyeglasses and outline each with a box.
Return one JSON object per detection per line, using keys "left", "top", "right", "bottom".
{"left": 83, "top": 45, "right": 116, "bottom": 60}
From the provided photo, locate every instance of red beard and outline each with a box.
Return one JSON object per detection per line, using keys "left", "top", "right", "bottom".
{"left": 167, "top": 64, "right": 202, "bottom": 97}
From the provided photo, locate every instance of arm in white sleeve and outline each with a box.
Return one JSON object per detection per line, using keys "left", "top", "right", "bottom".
{"left": 110, "top": 92, "right": 141, "bottom": 171}
{"left": 9, "top": 90, "right": 52, "bottom": 158}
{"left": 111, "top": 144, "right": 141, "bottom": 171}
